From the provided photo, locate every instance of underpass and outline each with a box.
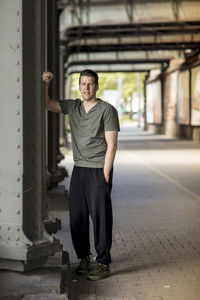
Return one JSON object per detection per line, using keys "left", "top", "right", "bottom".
{"left": 57, "top": 123, "right": 200, "bottom": 299}
{"left": 1, "top": 1, "right": 200, "bottom": 299}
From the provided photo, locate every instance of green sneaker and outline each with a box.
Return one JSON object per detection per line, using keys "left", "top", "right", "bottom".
{"left": 87, "top": 263, "right": 111, "bottom": 281}
{"left": 75, "top": 256, "right": 91, "bottom": 275}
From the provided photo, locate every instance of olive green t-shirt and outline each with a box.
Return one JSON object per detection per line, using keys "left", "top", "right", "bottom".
{"left": 59, "top": 98, "right": 120, "bottom": 168}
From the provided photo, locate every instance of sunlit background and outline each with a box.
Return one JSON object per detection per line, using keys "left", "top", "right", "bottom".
{"left": 68, "top": 72, "right": 146, "bottom": 127}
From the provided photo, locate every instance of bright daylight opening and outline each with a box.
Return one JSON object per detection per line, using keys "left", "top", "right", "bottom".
{"left": 69, "top": 72, "right": 146, "bottom": 129}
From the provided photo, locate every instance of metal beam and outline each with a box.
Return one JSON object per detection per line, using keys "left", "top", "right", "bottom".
{"left": 66, "top": 42, "right": 199, "bottom": 56}
{"left": 60, "top": 1, "right": 200, "bottom": 71}
{"left": 65, "top": 63, "right": 162, "bottom": 75}
{"left": 59, "top": 0, "right": 198, "bottom": 5}
{"left": 60, "top": 0, "right": 200, "bottom": 32}
{"left": 64, "top": 21, "right": 200, "bottom": 42}
{"left": 64, "top": 50, "right": 182, "bottom": 73}
{"left": 67, "top": 50, "right": 183, "bottom": 61}
{"left": 66, "top": 59, "right": 170, "bottom": 66}
{"left": 47, "top": 0, "right": 68, "bottom": 188}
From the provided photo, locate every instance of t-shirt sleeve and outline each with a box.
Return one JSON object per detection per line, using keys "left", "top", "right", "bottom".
{"left": 59, "top": 99, "right": 74, "bottom": 114}
{"left": 103, "top": 105, "right": 120, "bottom": 131}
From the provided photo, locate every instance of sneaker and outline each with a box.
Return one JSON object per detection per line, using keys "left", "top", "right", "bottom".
{"left": 75, "top": 256, "right": 91, "bottom": 275}
{"left": 87, "top": 263, "right": 111, "bottom": 281}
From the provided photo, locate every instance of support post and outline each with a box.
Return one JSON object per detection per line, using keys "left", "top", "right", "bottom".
{"left": 0, "top": 0, "right": 61, "bottom": 272}
{"left": 47, "top": 0, "right": 67, "bottom": 187}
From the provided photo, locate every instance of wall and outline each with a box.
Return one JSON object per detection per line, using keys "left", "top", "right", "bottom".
{"left": 145, "top": 59, "right": 200, "bottom": 141}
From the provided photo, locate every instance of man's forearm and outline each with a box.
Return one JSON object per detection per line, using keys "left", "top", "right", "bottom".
{"left": 44, "top": 84, "right": 61, "bottom": 113}
{"left": 42, "top": 71, "right": 61, "bottom": 113}
{"left": 104, "top": 144, "right": 117, "bottom": 181}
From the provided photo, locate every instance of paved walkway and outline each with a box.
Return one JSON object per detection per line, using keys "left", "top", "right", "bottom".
{"left": 57, "top": 124, "right": 200, "bottom": 300}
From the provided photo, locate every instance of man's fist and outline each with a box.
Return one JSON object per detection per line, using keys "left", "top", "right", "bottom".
{"left": 42, "top": 71, "right": 54, "bottom": 85}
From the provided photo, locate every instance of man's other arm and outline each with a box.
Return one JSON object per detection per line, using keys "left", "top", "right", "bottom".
{"left": 42, "top": 71, "right": 62, "bottom": 113}
{"left": 104, "top": 131, "right": 118, "bottom": 183}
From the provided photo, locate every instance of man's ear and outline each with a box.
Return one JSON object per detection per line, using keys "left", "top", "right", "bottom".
{"left": 96, "top": 84, "right": 99, "bottom": 91}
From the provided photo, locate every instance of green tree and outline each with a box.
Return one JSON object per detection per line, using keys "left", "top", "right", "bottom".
{"left": 70, "top": 72, "right": 145, "bottom": 100}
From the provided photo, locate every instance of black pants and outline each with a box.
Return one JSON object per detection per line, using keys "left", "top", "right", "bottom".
{"left": 69, "top": 166, "right": 113, "bottom": 265}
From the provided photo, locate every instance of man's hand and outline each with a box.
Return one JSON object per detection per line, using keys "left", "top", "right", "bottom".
{"left": 42, "top": 71, "right": 54, "bottom": 86}
{"left": 104, "top": 172, "right": 110, "bottom": 183}
{"left": 42, "top": 71, "right": 61, "bottom": 113}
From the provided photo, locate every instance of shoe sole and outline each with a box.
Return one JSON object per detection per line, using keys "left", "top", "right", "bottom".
{"left": 76, "top": 268, "right": 90, "bottom": 275}
{"left": 87, "top": 272, "right": 111, "bottom": 281}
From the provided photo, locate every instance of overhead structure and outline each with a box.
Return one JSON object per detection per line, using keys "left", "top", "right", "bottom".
{"left": 1, "top": 0, "right": 200, "bottom": 275}
{"left": 59, "top": 0, "right": 200, "bottom": 74}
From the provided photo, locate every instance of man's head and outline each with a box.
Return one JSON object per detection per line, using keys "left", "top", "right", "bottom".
{"left": 79, "top": 69, "right": 98, "bottom": 85}
{"left": 79, "top": 69, "right": 99, "bottom": 101}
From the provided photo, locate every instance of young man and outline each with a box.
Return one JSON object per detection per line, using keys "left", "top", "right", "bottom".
{"left": 42, "top": 69, "right": 120, "bottom": 280}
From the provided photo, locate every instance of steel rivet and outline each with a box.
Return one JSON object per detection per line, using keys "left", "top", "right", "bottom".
{"left": 17, "top": 210, "right": 20, "bottom": 214}
{"left": 17, "top": 28, "right": 20, "bottom": 32}
{"left": 17, "top": 111, "right": 20, "bottom": 116}
{"left": 8, "top": 237, "right": 10, "bottom": 240}
{"left": 17, "top": 193, "right": 20, "bottom": 198}
{"left": 17, "top": 94, "right": 20, "bottom": 99}
{"left": 17, "top": 177, "right": 20, "bottom": 182}
{"left": 17, "top": 11, "right": 20, "bottom": 16}
{"left": 16, "top": 237, "right": 19, "bottom": 241}
{"left": 17, "top": 145, "right": 20, "bottom": 149}
{"left": 17, "top": 227, "right": 20, "bottom": 232}
{"left": 7, "top": 227, "right": 10, "bottom": 230}
{"left": 0, "top": 209, "right": 1, "bottom": 213}
{"left": 18, "top": 161, "right": 21, "bottom": 165}
{"left": 17, "top": 128, "right": 20, "bottom": 132}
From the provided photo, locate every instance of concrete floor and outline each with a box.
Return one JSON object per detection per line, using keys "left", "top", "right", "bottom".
{"left": 57, "top": 124, "right": 200, "bottom": 300}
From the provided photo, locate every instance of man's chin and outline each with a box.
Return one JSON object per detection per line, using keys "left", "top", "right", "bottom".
{"left": 83, "top": 96, "right": 92, "bottom": 101}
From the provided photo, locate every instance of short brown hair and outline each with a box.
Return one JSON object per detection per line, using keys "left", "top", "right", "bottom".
{"left": 79, "top": 69, "right": 99, "bottom": 85}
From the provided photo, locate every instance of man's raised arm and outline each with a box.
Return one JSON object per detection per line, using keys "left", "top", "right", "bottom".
{"left": 42, "top": 71, "right": 62, "bottom": 113}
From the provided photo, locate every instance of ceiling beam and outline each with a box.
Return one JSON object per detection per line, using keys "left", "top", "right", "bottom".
{"left": 65, "top": 64, "right": 157, "bottom": 75}
{"left": 64, "top": 21, "right": 200, "bottom": 42}
{"left": 66, "top": 59, "right": 170, "bottom": 66}
{"left": 65, "top": 42, "right": 199, "bottom": 56}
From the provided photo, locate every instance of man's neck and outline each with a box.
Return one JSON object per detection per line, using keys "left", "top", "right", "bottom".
{"left": 83, "top": 98, "right": 98, "bottom": 106}
{"left": 83, "top": 98, "right": 98, "bottom": 113}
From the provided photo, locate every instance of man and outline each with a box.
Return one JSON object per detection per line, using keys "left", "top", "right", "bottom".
{"left": 42, "top": 69, "right": 120, "bottom": 280}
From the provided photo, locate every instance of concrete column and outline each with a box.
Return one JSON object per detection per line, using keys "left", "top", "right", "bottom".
{"left": 163, "top": 71, "right": 178, "bottom": 137}
{"left": 47, "top": 0, "right": 67, "bottom": 187}
{"left": 0, "top": 0, "right": 60, "bottom": 271}
{"left": 59, "top": 46, "right": 67, "bottom": 149}
{"left": 143, "top": 73, "right": 148, "bottom": 130}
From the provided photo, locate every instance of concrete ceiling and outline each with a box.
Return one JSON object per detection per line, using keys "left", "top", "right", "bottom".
{"left": 59, "top": 0, "right": 200, "bottom": 73}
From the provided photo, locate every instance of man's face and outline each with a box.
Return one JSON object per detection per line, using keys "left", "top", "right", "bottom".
{"left": 79, "top": 76, "right": 99, "bottom": 101}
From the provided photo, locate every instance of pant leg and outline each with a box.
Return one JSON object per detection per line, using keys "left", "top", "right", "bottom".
{"left": 69, "top": 166, "right": 90, "bottom": 259}
{"left": 85, "top": 168, "right": 113, "bottom": 265}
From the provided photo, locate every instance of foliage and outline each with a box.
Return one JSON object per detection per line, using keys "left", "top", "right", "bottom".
{"left": 70, "top": 72, "right": 146, "bottom": 101}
